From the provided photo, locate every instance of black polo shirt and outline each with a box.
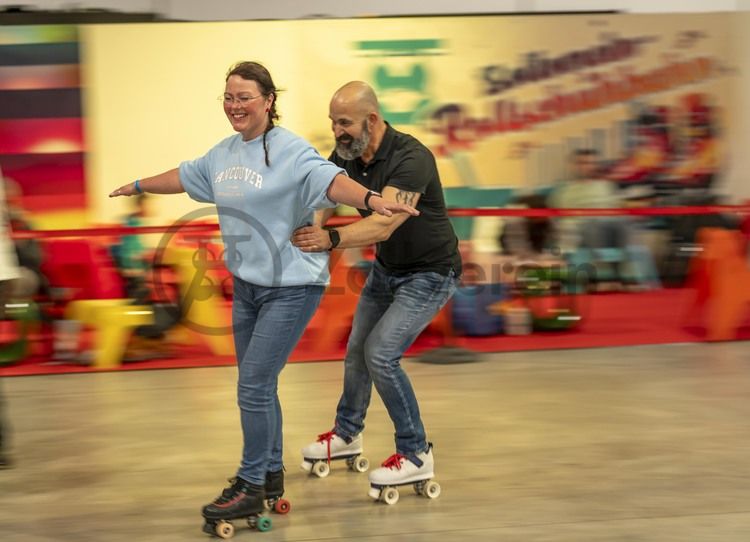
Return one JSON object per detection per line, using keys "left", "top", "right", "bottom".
{"left": 329, "top": 123, "right": 462, "bottom": 277}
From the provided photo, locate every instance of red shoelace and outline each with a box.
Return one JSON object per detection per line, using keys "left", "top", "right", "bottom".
{"left": 316, "top": 430, "right": 337, "bottom": 463}
{"left": 381, "top": 453, "right": 407, "bottom": 470}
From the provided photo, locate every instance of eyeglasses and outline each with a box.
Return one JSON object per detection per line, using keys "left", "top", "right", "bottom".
{"left": 220, "top": 94, "right": 263, "bottom": 105}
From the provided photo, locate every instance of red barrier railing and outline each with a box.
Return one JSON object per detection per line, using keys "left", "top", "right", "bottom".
{"left": 9, "top": 205, "right": 750, "bottom": 239}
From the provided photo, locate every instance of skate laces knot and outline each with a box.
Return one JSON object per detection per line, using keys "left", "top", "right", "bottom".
{"left": 382, "top": 453, "right": 407, "bottom": 470}
{"left": 317, "top": 430, "right": 337, "bottom": 463}
{"left": 316, "top": 430, "right": 336, "bottom": 443}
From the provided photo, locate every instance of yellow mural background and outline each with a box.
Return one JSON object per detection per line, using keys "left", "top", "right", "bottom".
{"left": 81, "top": 12, "right": 737, "bottom": 226}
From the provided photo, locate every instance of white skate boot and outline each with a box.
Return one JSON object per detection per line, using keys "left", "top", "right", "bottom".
{"left": 300, "top": 430, "right": 369, "bottom": 478}
{"left": 368, "top": 444, "right": 441, "bottom": 505}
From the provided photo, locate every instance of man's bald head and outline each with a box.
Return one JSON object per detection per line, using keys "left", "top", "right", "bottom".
{"left": 330, "top": 81, "right": 380, "bottom": 118}
{"left": 329, "top": 81, "right": 386, "bottom": 162}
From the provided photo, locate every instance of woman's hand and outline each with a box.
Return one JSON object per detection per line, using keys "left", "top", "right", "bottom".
{"left": 368, "top": 194, "right": 419, "bottom": 217}
{"left": 109, "top": 182, "right": 139, "bottom": 197}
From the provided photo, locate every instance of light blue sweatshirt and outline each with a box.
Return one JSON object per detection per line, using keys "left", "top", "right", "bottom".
{"left": 179, "top": 127, "right": 343, "bottom": 287}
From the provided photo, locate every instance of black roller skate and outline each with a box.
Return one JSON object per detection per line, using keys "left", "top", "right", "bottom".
{"left": 264, "top": 469, "right": 291, "bottom": 514}
{"left": 201, "top": 477, "right": 271, "bottom": 539}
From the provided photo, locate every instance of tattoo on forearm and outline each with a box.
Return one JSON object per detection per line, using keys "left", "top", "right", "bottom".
{"left": 396, "top": 190, "right": 417, "bottom": 206}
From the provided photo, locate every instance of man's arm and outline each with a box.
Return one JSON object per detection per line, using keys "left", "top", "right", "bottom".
{"left": 326, "top": 173, "right": 418, "bottom": 218}
{"left": 293, "top": 186, "right": 421, "bottom": 251}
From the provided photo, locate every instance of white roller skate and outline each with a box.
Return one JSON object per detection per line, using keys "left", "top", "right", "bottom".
{"left": 368, "top": 444, "right": 441, "bottom": 505}
{"left": 300, "top": 430, "right": 369, "bottom": 478}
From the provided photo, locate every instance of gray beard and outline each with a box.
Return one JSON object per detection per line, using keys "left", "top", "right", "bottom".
{"left": 335, "top": 128, "right": 370, "bottom": 160}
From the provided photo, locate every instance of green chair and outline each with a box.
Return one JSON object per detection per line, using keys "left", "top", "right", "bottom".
{"left": 443, "top": 186, "right": 476, "bottom": 241}
{"left": 0, "top": 301, "right": 39, "bottom": 366}
{"left": 444, "top": 186, "right": 515, "bottom": 241}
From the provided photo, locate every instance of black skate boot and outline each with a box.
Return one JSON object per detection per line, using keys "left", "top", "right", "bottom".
{"left": 201, "top": 477, "right": 271, "bottom": 538}
{"left": 264, "top": 469, "right": 291, "bottom": 514}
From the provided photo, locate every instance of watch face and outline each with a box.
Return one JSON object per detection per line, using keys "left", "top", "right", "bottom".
{"left": 328, "top": 228, "right": 340, "bottom": 249}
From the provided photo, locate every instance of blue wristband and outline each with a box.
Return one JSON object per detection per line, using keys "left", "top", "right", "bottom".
{"left": 134, "top": 179, "right": 143, "bottom": 194}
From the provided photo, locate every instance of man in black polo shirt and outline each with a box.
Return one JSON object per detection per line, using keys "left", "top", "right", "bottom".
{"left": 293, "top": 81, "right": 461, "bottom": 499}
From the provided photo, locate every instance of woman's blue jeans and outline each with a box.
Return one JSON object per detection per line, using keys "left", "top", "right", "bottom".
{"left": 232, "top": 278, "right": 324, "bottom": 485}
{"left": 334, "top": 262, "right": 458, "bottom": 459}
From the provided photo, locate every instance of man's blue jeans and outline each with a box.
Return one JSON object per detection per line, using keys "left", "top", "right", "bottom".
{"left": 232, "top": 278, "right": 324, "bottom": 485}
{"left": 334, "top": 261, "right": 458, "bottom": 459}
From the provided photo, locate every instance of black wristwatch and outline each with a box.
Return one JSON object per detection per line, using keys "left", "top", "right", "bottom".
{"left": 364, "top": 190, "right": 381, "bottom": 211}
{"left": 327, "top": 228, "right": 341, "bottom": 251}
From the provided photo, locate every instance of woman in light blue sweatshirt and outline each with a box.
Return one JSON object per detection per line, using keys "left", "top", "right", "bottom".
{"left": 110, "top": 61, "right": 417, "bottom": 531}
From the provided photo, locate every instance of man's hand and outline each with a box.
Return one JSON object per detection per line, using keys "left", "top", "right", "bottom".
{"left": 292, "top": 225, "right": 331, "bottom": 253}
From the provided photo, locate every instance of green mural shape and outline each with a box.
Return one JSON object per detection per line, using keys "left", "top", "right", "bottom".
{"left": 356, "top": 39, "right": 443, "bottom": 125}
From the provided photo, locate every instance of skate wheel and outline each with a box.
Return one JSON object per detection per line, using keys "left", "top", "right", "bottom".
{"left": 423, "top": 480, "right": 441, "bottom": 499}
{"left": 312, "top": 461, "right": 330, "bottom": 478}
{"left": 273, "top": 498, "right": 291, "bottom": 514}
{"left": 301, "top": 460, "right": 312, "bottom": 473}
{"left": 382, "top": 487, "right": 399, "bottom": 505}
{"left": 353, "top": 456, "right": 369, "bottom": 473}
{"left": 215, "top": 520, "right": 234, "bottom": 539}
{"left": 256, "top": 516, "right": 272, "bottom": 532}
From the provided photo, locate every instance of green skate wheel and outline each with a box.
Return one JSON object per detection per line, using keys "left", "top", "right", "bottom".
{"left": 256, "top": 516, "right": 272, "bottom": 532}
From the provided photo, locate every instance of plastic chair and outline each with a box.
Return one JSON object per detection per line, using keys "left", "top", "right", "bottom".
{"left": 65, "top": 299, "right": 154, "bottom": 368}
{"left": 160, "top": 245, "right": 234, "bottom": 356}
{"left": 40, "top": 239, "right": 126, "bottom": 300}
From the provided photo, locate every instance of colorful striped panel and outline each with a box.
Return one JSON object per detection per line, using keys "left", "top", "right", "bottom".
{"left": 0, "top": 118, "right": 84, "bottom": 155}
{"left": 1, "top": 152, "right": 84, "bottom": 189}
{"left": 0, "top": 25, "right": 78, "bottom": 46}
{"left": 0, "top": 24, "right": 85, "bottom": 214}
{"left": 0, "top": 42, "right": 79, "bottom": 66}
{"left": 0, "top": 64, "right": 80, "bottom": 90}
{"left": 0, "top": 88, "right": 81, "bottom": 118}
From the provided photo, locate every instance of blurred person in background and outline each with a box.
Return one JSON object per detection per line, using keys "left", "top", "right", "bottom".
{"left": 3, "top": 178, "right": 45, "bottom": 300}
{"left": 111, "top": 193, "right": 182, "bottom": 358}
{"left": 660, "top": 94, "right": 720, "bottom": 192}
{"left": 293, "top": 81, "right": 461, "bottom": 498}
{"left": 109, "top": 62, "right": 417, "bottom": 528}
{"left": 549, "top": 148, "right": 632, "bottom": 285}
{"left": 0, "top": 168, "right": 22, "bottom": 468}
{"left": 499, "top": 193, "right": 555, "bottom": 260}
{"left": 606, "top": 110, "right": 670, "bottom": 188}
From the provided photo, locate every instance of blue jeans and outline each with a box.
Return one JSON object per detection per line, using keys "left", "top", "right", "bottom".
{"left": 334, "top": 262, "right": 458, "bottom": 460}
{"left": 232, "top": 278, "right": 324, "bottom": 485}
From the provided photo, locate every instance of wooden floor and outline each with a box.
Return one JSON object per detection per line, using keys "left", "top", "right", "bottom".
{"left": 1, "top": 342, "right": 749, "bottom": 541}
